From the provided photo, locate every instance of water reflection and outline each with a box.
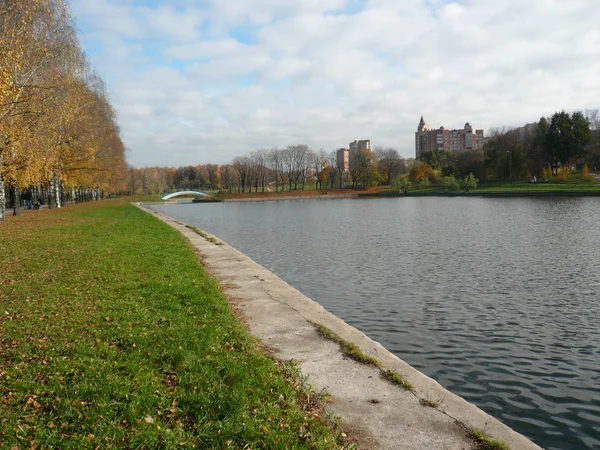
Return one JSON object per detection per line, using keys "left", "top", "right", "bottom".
{"left": 152, "top": 197, "right": 600, "bottom": 450}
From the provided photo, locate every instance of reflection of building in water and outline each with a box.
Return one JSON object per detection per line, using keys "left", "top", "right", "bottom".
{"left": 415, "top": 116, "right": 484, "bottom": 158}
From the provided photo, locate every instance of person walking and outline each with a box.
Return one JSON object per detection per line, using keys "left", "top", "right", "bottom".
{"left": 22, "top": 189, "right": 33, "bottom": 210}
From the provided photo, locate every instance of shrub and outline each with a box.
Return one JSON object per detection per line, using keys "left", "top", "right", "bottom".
{"left": 409, "top": 163, "right": 434, "bottom": 181}
{"left": 396, "top": 178, "right": 411, "bottom": 192}
{"left": 461, "top": 173, "right": 479, "bottom": 190}
{"left": 441, "top": 175, "right": 459, "bottom": 191}
{"left": 418, "top": 178, "right": 430, "bottom": 188}
{"left": 558, "top": 165, "right": 571, "bottom": 180}
{"left": 582, "top": 163, "right": 590, "bottom": 178}
{"left": 541, "top": 164, "right": 553, "bottom": 179}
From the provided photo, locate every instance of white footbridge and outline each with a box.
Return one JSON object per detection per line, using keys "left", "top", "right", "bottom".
{"left": 161, "top": 191, "right": 210, "bottom": 200}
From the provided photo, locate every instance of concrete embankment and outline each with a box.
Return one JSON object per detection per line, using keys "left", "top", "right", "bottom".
{"left": 360, "top": 190, "right": 600, "bottom": 198}
{"left": 222, "top": 193, "right": 358, "bottom": 202}
{"left": 139, "top": 204, "right": 543, "bottom": 450}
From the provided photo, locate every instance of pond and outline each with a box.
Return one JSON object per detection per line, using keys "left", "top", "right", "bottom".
{"left": 152, "top": 197, "right": 600, "bottom": 450}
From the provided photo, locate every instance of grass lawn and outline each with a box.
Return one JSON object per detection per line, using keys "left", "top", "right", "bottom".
{"left": 0, "top": 200, "right": 347, "bottom": 449}
{"left": 387, "top": 173, "right": 600, "bottom": 195}
{"left": 472, "top": 173, "right": 600, "bottom": 192}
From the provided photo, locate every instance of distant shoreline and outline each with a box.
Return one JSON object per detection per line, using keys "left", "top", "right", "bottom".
{"left": 142, "top": 190, "right": 600, "bottom": 206}
{"left": 360, "top": 190, "right": 600, "bottom": 198}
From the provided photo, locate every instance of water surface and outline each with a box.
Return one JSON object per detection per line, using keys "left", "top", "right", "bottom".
{"left": 153, "top": 197, "right": 600, "bottom": 449}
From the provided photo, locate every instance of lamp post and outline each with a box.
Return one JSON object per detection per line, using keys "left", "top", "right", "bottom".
{"left": 507, "top": 150, "right": 512, "bottom": 180}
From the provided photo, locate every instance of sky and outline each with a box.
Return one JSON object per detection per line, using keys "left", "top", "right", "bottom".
{"left": 71, "top": 0, "right": 600, "bottom": 168}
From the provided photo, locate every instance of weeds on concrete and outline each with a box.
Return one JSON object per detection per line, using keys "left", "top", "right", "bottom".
{"left": 419, "top": 398, "right": 440, "bottom": 408}
{"left": 312, "top": 324, "right": 419, "bottom": 396}
{"left": 185, "top": 224, "right": 223, "bottom": 245}
{"left": 469, "top": 430, "right": 511, "bottom": 450}
{"left": 277, "top": 359, "right": 358, "bottom": 448}
{"left": 279, "top": 359, "right": 329, "bottom": 411}
{"left": 313, "top": 323, "right": 381, "bottom": 367}
{"left": 381, "top": 369, "right": 414, "bottom": 391}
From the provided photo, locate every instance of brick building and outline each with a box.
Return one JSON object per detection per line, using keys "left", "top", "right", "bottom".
{"left": 415, "top": 116, "right": 484, "bottom": 158}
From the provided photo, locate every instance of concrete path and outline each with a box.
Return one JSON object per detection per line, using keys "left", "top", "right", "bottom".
{"left": 140, "top": 205, "right": 543, "bottom": 450}
{"left": 222, "top": 193, "right": 357, "bottom": 202}
{"left": 589, "top": 172, "right": 600, "bottom": 183}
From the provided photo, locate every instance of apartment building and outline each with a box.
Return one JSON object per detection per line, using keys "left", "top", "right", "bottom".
{"left": 336, "top": 148, "right": 349, "bottom": 172}
{"left": 415, "top": 116, "right": 484, "bottom": 158}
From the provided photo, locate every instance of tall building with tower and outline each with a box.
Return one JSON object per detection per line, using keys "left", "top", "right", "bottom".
{"left": 415, "top": 116, "right": 484, "bottom": 158}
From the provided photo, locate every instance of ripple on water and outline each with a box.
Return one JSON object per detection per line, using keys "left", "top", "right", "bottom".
{"left": 153, "top": 198, "right": 600, "bottom": 450}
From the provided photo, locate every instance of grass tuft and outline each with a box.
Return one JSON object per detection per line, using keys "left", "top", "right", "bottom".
{"left": 313, "top": 323, "right": 381, "bottom": 367}
{"left": 381, "top": 370, "right": 414, "bottom": 391}
{"left": 469, "top": 430, "right": 511, "bottom": 450}
{"left": 185, "top": 224, "right": 222, "bottom": 245}
{"left": 419, "top": 398, "right": 440, "bottom": 407}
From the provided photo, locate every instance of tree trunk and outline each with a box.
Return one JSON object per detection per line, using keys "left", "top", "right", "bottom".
{"left": 47, "top": 182, "right": 53, "bottom": 209}
{"left": 53, "top": 173, "right": 62, "bottom": 208}
{"left": 0, "top": 172, "right": 5, "bottom": 222}
{"left": 12, "top": 186, "right": 21, "bottom": 216}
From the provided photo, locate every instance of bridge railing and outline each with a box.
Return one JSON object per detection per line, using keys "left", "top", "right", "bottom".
{"left": 161, "top": 191, "right": 209, "bottom": 200}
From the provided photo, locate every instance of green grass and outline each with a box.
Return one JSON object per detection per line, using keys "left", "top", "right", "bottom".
{"left": 0, "top": 202, "right": 348, "bottom": 449}
{"left": 468, "top": 430, "right": 511, "bottom": 450}
{"left": 473, "top": 173, "right": 600, "bottom": 192}
{"left": 312, "top": 324, "right": 418, "bottom": 395}
{"left": 185, "top": 224, "right": 223, "bottom": 245}
{"left": 312, "top": 324, "right": 381, "bottom": 367}
{"left": 383, "top": 172, "right": 600, "bottom": 195}
{"left": 381, "top": 370, "right": 414, "bottom": 392}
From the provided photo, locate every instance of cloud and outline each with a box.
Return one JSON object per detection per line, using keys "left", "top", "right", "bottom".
{"left": 71, "top": 0, "right": 600, "bottom": 167}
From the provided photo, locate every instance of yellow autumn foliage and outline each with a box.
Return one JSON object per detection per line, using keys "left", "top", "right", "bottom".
{"left": 0, "top": 0, "right": 127, "bottom": 199}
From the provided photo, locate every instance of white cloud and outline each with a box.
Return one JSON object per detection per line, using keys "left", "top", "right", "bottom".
{"left": 71, "top": 0, "right": 600, "bottom": 167}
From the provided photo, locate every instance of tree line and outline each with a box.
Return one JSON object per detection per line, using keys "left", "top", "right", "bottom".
{"left": 414, "top": 110, "right": 599, "bottom": 185}
{"left": 0, "top": 0, "right": 128, "bottom": 220}
{"left": 128, "top": 108, "right": 599, "bottom": 196}
{"left": 127, "top": 146, "right": 411, "bottom": 195}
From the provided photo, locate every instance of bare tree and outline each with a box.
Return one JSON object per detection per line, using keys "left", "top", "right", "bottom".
{"left": 375, "top": 147, "right": 405, "bottom": 185}
{"left": 220, "top": 165, "right": 238, "bottom": 193}
{"left": 268, "top": 147, "right": 284, "bottom": 193}
{"left": 301, "top": 148, "right": 315, "bottom": 190}
{"left": 289, "top": 144, "right": 310, "bottom": 190}
{"left": 585, "top": 109, "right": 600, "bottom": 169}
{"left": 349, "top": 149, "right": 378, "bottom": 188}
{"left": 250, "top": 149, "right": 268, "bottom": 193}
{"left": 232, "top": 156, "right": 251, "bottom": 193}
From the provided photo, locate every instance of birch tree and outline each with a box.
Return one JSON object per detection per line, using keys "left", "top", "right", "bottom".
{"left": 0, "top": 0, "right": 126, "bottom": 219}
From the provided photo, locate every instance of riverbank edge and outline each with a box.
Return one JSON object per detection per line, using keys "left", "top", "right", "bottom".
{"left": 137, "top": 203, "right": 542, "bottom": 450}
{"left": 140, "top": 190, "right": 600, "bottom": 208}
{"left": 360, "top": 190, "right": 600, "bottom": 198}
